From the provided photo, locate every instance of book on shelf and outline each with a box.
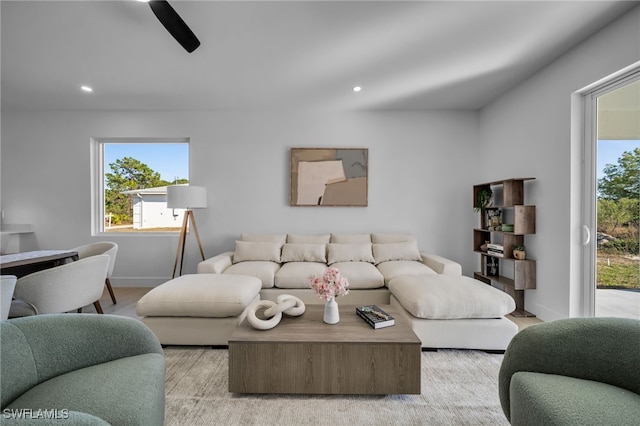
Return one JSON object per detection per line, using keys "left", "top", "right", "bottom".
{"left": 487, "top": 243, "right": 504, "bottom": 251}
{"left": 356, "top": 305, "right": 395, "bottom": 329}
{"left": 487, "top": 249, "right": 504, "bottom": 258}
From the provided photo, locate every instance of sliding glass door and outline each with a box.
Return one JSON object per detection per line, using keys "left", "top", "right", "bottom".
{"left": 586, "top": 77, "right": 639, "bottom": 319}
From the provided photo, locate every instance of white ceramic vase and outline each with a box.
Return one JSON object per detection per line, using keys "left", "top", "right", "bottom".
{"left": 323, "top": 297, "right": 340, "bottom": 324}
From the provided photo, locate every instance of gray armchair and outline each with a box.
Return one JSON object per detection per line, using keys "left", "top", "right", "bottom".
{"left": 1, "top": 314, "right": 165, "bottom": 425}
{"left": 499, "top": 317, "right": 640, "bottom": 426}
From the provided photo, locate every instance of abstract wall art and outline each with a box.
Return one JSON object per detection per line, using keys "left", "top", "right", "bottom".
{"left": 290, "top": 148, "right": 368, "bottom": 206}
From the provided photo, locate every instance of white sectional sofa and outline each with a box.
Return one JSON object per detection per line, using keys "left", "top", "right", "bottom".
{"left": 197, "top": 233, "right": 460, "bottom": 305}
{"left": 195, "top": 233, "right": 518, "bottom": 350}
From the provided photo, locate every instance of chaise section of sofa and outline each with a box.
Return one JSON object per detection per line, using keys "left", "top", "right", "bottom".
{"left": 1, "top": 314, "right": 165, "bottom": 425}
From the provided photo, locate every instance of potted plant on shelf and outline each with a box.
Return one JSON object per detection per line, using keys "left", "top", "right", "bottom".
{"left": 513, "top": 245, "right": 526, "bottom": 260}
{"left": 474, "top": 188, "right": 493, "bottom": 213}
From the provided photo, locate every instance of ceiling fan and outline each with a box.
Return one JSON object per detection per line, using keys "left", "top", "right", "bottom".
{"left": 147, "top": 0, "right": 200, "bottom": 53}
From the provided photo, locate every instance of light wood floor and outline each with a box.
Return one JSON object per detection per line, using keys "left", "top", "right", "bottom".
{"left": 92, "top": 287, "right": 542, "bottom": 331}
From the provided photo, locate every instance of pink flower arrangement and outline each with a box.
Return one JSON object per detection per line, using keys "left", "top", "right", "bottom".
{"left": 308, "top": 267, "right": 350, "bottom": 302}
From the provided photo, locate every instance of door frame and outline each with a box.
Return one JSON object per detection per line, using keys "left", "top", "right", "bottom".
{"left": 571, "top": 61, "right": 640, "bottom": 317}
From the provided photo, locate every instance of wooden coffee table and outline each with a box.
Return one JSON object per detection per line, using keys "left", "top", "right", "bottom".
{"left": 228, "top": 304, "right": 421, "bottom": 395}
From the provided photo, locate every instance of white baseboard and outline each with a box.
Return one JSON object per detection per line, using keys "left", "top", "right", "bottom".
{"left": 525, "top": 301, "right": 565, "bottom": 322}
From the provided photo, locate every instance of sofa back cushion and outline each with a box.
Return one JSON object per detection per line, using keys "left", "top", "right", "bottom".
{"left": 233, "top": 241, "right": 282, "bottom": 263}
{"left": 330, "top": 233, "right": 371, "bottom": 243}
{"left": 371, "top": 233, "right": 417, "bottom": 243}
{"left": 372, "top": 241, "right": 422, "bottom": 264}
{"left": 327, "top": 243, "right": 375, "bottom": 265}
{"left": 287, "top": 234, "right": 331, "bottom": 244}
{"left": 280, "top": 243, "right": 327, "bottom": 263}
{"left": 240, "top": 233, "right": 287, "bottom": 245}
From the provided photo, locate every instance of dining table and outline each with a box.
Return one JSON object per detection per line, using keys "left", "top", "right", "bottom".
{"left": 0, "top": 250, "right": 79, "bottom": 278}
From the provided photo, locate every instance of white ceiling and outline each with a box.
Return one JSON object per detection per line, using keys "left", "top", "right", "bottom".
{"left": 1, "top": 0, "right": 637, "bottom": 111}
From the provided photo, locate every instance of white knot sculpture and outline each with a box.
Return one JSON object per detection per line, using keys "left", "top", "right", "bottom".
{"left": 246, "top": 294, "right": 306, "bottom": 330}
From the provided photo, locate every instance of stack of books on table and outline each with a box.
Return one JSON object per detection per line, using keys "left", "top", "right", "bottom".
{"left": 487, "top": 243, "right": 504, "bottom": 258}
{"left": 356, "top": 305, "right": 395, "bottom": 329}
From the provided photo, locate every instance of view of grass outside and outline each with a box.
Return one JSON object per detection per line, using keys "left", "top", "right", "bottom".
{"left": 596, "top": 144, "right": 639, "bottom": 290}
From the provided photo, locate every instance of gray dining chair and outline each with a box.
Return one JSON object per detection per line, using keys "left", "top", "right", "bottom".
{"left": 9, "top": 255, "right": 109, "bottom": 317}
{"left": 0, "top": 275, "right": 17, "bottom": 320}
{"left": 73, "top": 241, "right": 118, "bottom": 304}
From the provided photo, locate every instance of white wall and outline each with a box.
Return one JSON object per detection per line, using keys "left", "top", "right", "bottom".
{"left": 1, "top": 110, "right": 479, "bottom": 285}
{"left": 478, "top": 6, "right": 640, "bottom": 320}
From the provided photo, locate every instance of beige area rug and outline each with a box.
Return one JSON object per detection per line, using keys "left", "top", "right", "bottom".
{"left": 164, "top": 348, "right": 509, "bottom": 426}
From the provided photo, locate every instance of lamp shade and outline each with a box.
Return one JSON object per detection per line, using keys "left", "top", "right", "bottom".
{"left": 167, "top": 185, "right": 207, "bottom": 209}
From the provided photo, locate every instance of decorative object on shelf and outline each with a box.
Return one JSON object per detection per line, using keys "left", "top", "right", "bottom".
{"left": 309, "top": 267, "right": 350, "bottom": 324}
{"left": 356, "top": 305, "right": 395, "bottom": 329}
{"left": 246, "top": 294, "right": 306, "bottom": 330}
{"left": 290, "top": 148, "right": 368, "bottom": 207}
{"left": 513, "top": 245, "right": 526, "bottom": 260}
{"left": 487, "top": 208, "right": 502, "bottom": 230}
{"left": 486, "top": 256, "right": 500, "bottom": 276}
{"left": 167, "top": 185, "right": 207, "bottom": 278}
{"left": 474, "top": 188, "right": 493, "bottom": 213}
{"left": 502, "top": 224, "right": 514, "bottom": 232}
{"left": 480, "top": 241, "right": 490, "bottom": 252}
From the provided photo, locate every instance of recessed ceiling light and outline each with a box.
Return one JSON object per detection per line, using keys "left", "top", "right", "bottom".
{"left": 81, "top": 85, "right": 93, "bottom": 93}
{"left": 353, "top": 86, "right": 362, "bottom": 93}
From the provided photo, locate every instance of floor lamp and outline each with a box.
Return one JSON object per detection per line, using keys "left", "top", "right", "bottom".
{"left": 167, "top": 185, "right": 207, "bottom": 278}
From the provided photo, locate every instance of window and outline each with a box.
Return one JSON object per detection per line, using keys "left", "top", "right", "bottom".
{"left": 91, "top": 138, "right": 189, "bottom": 234}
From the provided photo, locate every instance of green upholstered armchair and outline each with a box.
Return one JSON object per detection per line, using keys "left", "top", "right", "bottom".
{"left": 1, "top": 314, "right": 165, "bottom": 425}
{"left": 499, "top": 317, "right": 640, "bottom": 426}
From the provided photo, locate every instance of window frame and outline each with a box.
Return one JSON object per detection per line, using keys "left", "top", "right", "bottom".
{"left": 91, "top": 137, "right": 190, "bottom": 236}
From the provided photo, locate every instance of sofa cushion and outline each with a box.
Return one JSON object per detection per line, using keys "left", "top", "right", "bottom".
{"left": 280, "top": 243, "right": 326, "bottom": 263}
{"left": 136, "top": 274, "right": 262, "bottom": 317}
{"left": 330, "top": 233, "right": 371, "bottom": 243}
{"left": 241, "top": 233, "right": 287, "bottom": 245}
{"left": 287, "top": 234, "right": 331, "bottom": 244}
{"left": 224, "top": 262, "right": 280, "bottom": 288}
{"left": 389, "top": 275, "right": 515, "bottom": 319}
{"left": 372, "top": 241, "right": 422, "bottom": 264}
{"left": 371, "top": 233, "right": 417, "bottom": 243}
{"left": 376, "top": 260, "right": 437, "bottom": 285}
{"left": 510, "top": 372, "right": 640, "bottom": 426}
{"left": 275, "top": 262, "right": 327, "bottom": 289}
{"left": 232, "top": 241, "right": 282, "bottom": 263}
{"left": 5, "top": 354, "right": 166, "bottom": 426}
{"left": 331, "top": 262, "right": 384, "bottom": 289}
{"left": 327, "top": 243, "right": 375, "bottom": 265}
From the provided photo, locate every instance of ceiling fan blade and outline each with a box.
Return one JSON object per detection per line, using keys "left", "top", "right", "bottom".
{"left": 148, "top": 0, "right": 200, "bottom": 53}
